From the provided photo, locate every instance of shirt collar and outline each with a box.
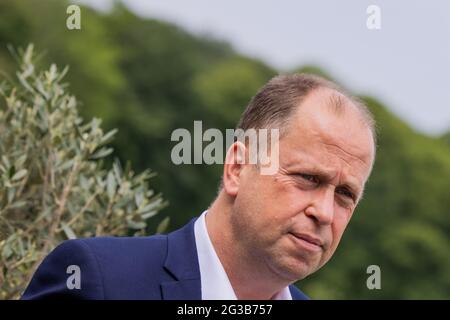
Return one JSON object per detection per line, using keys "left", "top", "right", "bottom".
{"left": 194, "top": 210, "right": 292, "bottom": 300}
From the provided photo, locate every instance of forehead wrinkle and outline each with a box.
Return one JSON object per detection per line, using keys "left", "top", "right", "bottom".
{"left": 291, "top": 127, "right": 370, "bottom": 171}
{"left": 320, "top": 140, "right": 370, "bottom": 168}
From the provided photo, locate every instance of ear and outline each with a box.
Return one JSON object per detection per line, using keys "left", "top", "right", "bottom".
{"left": 222, "top": 141, "right": 247, "bottom": 196}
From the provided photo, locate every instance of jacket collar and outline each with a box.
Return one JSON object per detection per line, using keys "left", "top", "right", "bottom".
{"left": 161, "top": 217, "right": 201, "bottom": 299}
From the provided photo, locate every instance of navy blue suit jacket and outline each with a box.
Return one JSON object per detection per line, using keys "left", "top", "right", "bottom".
{"left": 22, "top": 218, "right": 309, "bottom": 300}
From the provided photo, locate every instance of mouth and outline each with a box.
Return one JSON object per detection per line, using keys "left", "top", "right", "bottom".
{"left": 289, "top": 232, "right": 323, "bottom": 252}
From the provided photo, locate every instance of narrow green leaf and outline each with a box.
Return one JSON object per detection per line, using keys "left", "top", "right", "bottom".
{"left": 156, "top": 217, "right": 170, "bottom": 234}
{"left": 61, "top": 224, "right": 77, "bottom": 240}
{"left": 107, "top": 171, "right": 116, "bottom": 200}
{"left": 89, "top": 147, "right": 113, "bottom": 160}
{"left": 11, "top": 169, "right": 27, "bottom": 181}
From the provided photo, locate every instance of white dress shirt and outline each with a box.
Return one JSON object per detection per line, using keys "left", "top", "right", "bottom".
{"left": 194, "top": 210, "right": 292, "bottom": 300}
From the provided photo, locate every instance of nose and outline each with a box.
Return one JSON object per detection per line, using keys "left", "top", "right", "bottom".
{"left": 304, "top": 187, "right": 334, "bottom": 225}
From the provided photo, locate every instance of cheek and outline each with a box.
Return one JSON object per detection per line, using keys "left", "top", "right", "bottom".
{"left": 235, "top": 175, "right": 276, "bottom": 228}
{"left": 281, "top": 188, "right": 316, "bottom": 223}
{"left": 239, "top": 174, "right": 310, "bottom": 234}
{"left": 272, "top": 175, "right": 307, "bottom": 208}
{"left": 244, "top": 175, "right": 294, "bottom": 219}
{"left": 265, "top": 185, "right": 313, "bottom": 236}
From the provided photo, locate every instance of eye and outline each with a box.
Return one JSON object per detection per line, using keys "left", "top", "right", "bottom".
{"left": 298, "top": 174, "right": 319, "bottom": 184}
{"left": 336, "top": 187, "right": 355, "bottom": 201}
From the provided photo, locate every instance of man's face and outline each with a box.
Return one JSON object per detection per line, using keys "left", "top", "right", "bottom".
{"left": 231, "top": 88, "right": 375, "bottom": 282}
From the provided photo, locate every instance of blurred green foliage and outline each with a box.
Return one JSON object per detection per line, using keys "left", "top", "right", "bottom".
{"left": 0, "top": 0, "right": 449, "bottom": 299}
{"left": 0, "top": 44, "right": 166, "bottom": 299}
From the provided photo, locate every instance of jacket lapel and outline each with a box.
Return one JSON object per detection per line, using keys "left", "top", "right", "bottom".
{"left": 161, "top": 218, "right": 202, "bottom": 300}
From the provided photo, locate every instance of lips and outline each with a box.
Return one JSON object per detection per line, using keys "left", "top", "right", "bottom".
{"left": 289, "top": 232, "right": 323, "bottom": 251}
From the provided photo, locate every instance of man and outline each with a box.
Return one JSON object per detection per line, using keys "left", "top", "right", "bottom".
{"left": 22, "top": 74, "right": 376, "bottom": 300}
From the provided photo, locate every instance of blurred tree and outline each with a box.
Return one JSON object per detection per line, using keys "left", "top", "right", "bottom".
{"left": 0, "top": 45, "right": 166, "bottom": 299}
{"left": 441, "top": 131, "right": 450, "bottom": 146}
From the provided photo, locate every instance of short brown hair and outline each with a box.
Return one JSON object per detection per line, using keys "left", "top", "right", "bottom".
{"left": 236, "top": 73, "right": 376, "bottom": 145}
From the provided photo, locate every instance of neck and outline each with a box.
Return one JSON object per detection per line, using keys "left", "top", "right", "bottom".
{"left": 206, "top": 193, "right": 290, "bottom": 300}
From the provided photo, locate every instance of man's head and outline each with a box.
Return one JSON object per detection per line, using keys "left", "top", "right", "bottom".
{"left": 215, "top": 74, "right": 376, "bottom": 283}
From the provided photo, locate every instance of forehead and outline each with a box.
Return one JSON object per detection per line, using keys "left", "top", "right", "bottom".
{"left": 280, "top": 88, "right": 375, "bottom": 184}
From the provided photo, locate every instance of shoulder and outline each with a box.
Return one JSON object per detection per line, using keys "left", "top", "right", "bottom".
{"left": 77, "top": 234, "right": 168, "bottom": 259}
{"left": 52, "top": 234, "right": 169, "bottom": 272}
{"left": 78, "top": 235, "right": 170, "bottom": 282}
{"left": 22, "top": 234, "right": 169, "bottom": 299}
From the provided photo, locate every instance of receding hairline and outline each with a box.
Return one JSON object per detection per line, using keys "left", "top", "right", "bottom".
{"left": 235, "top": 73, "right": 378, "bottom": 167}
{"left": 289, "top": 87, "right": 373, "bottom": 131}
